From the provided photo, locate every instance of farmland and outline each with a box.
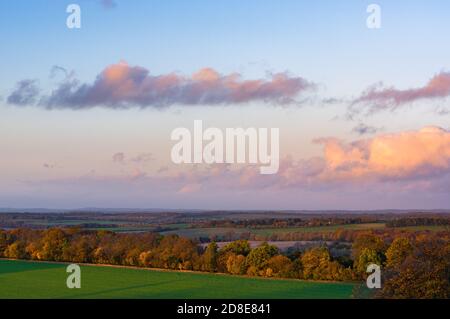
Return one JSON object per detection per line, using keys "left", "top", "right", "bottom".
{"left": 0, "top": 259, "right": 355, "bottom": 299}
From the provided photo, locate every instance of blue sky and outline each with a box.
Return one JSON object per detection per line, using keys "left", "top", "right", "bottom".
{"left": 1, "top": 0, "right": 450, "bottom": 209}
{"left": 2, "top": 0, "right": 450, "bottom": 90}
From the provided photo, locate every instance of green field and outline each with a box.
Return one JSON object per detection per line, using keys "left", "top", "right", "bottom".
{"left": 0, "top": 259, "right": 354, "bottom": 299}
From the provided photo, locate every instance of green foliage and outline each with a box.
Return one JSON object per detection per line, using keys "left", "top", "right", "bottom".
{"left": 352, "top": 233, "right": 386, "bottom": 276}
{"left": 201, "top": 242, "right": 218, "bottom": 272}
{"left": 245, "top": 242, "right": 279, "bottom": 273}
{"left": 221, "top": 240, "right": 251, "bottom": 256}
{"left": 354, "top": 248, "right": 382, "bottom": 275}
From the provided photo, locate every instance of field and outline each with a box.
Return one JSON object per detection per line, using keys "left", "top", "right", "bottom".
{"left": 0, "top": 260, "right": 355, "bottom": 299}
{"left": 161, "top": 223, "right": 388, "bottom": 238}
{"left": 1, "top": 212, "right": 448, "bottom": 238}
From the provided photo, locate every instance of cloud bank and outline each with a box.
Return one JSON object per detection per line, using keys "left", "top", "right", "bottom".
{"left": 315, "top": 126, "right": 450, "bottom": 182}
{"left": 216, "top": 126, "right": 450, "bottom": 189}
{"left": 7, "top": 62, "right": 314, "bottom": 109}
{"left": 32, "top": 126, "right": 450, "bottom": 194}
{"left": 16, "top": 127, "right": 450, "bottom": 209}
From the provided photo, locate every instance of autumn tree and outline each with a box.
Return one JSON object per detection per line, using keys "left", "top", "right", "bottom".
{"left": 40, "top": 228, "right": 68, "bottom": 261}
{"left": 221, "top": 240, "right": 251, "bottom": 256}
{"left": 354, "top": 247, "right": 383, "bottom": 275}
{"left": 301, "top": 247, "right": 332, "bottom": 280}
{"left": 245, "top": 242, "right": 278, "bottom": 275}
{"left": 4, "top": 241, "right": 27, "bottom": 259}
{"left": 385, "top": 237, "right": 413, "bottom": 269}
{"left": 0, "top": 230, "right": 9, "bottom": 257}
{"left": 266, "top": 255, "right": 294, "bottom": 278}
{"left": 217, "top": 240, "right": 251, "bottom": 272}
{"left": 201, "top": 242, "right": 218, "bottom": 272}
{"left": 352, "top": 233, "right": 386, "bottom": 276}
{"left": 380, "top": 236, "right": 450, "bottom": 299}
{"left": 226, "top": 253, "right": 247, "bottom": 275}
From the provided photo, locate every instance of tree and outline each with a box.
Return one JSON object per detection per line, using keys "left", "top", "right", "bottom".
{"left": 352, "top": 233, "right": 386, "bottom": 276}
{"left": 221, "top": 240, "right": 251, "bottom": 256}
{"left": 385, "top": 237, "right": 413, "bottom": 269}
{"left": 245, "top": 242, "right": 278, "bottom": 275}
{"left": 201, "top": 242, "right": 218, "bottom": 272}
{"left": 266, "top": 255, "right": 294, "bottom": 278}
{"left": 354, "top": 247, "right": 382, "bottom": 275}
{"left": 380, "top": 236, "right": 450, "bottom": 299}
{"left": 138, "top": 250, "right": 156, "bottom": 267}
{"left": 4, "top": 241, "right": 27, "bottom": 259}
{"left": 0, "top": 230, "right": 9, "bottom": 257}
{"left": 125, "top": 247, "right": 142, "bottom": 266}
{"left": 40, "top": 228, "right": 68, "bottom": 261}
{"left": 301, "top": 247, "right": 332, "bottom": 280}
{"left": 352, "top": 233, "right": 386, "bottom": 259}
{"left": 226, "top": 253, "right": 246, "bottom": 275}
{"left": 26, "top": 242, "right": 41, "bottom": 260}
{"left": 217, "top": 240, "right": 252, "bottom": 272}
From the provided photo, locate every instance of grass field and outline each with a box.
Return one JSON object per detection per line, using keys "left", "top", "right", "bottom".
{"left": 0, "top": 259, "right": 355, "bottom": 299}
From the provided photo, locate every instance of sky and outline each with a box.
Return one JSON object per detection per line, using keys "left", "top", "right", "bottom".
{"left": 1, "top": 0, "right": 450, "bottom": 209}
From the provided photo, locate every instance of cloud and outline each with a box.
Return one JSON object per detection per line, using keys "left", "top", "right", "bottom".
{"left": 52, "top": 127, "right": 450, "bottom": 192}
{"left": 7, "top": 79, "right": 40, "bottom": 106}
{"left": 130, "top": 153, "right": 154, "bottom": 164}
{"left": 8, "top": 62, "right": 314, "bottom": 109}
{"left": 99, "top": 0, "right": 116, "bottom": 9}
{"left": 129, "top": 168, "right": 146, "bottom": 180}
{"left": 351, "top": 123, "right": 379, "bottom": 136}
{"left": 351, "top": 72, "right": 450, "bottom": 113}
{"left": 112, "top": 152, "right": 125, "bottom": 164}
{"left": 22, "top": 127, "right": 450, "bottom": 209}
{"left": 178, "top": 183, "right": 202, "bottom": 194}
{"left": 50, "top": 65, "right": 69, "bottom": 79}
{"left": 161, "top": 125, "right": 450, "bottom": 190}
{"left": 112, "top": 152, "right": 154, "bottom": 165}
{"left": 314, "top": 126, "right": 450, "bottom": 182}
{"left": 43, "top": 163, "right": 56, "bottom": 169}
{"left": 223, "top": 126, "right": 450, "bottom": 189}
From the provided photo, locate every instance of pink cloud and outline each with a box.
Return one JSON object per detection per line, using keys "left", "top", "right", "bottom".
{"left": 9, "top": 62, "right": 314, "bottom": 109}
{"left": 314, "top": 126, "right": 450, "bottom": 181}
{"left": 224, "top": 126, "right": 450, "bottom": 188}
{"left": 352, "top": 72, "right": 450, "bottom": 112}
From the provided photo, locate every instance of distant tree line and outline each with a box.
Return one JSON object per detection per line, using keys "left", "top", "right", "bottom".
{"left": 386, "top": 217, "right": 450, "bottom": 228}
{"left": 0, "top": 227, "right": 448, "bottom": 298}
{"left": 193, "top": 217, "right": 379, "bottom": 229}
{"left": 205, "top": 227, "right": 449, "bottom": 243}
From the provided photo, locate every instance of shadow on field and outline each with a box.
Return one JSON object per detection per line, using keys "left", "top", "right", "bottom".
{"left": 0, "top": 259, "right": 65, "bottom": 275}
{"left": 65, "top": 281, "right": 175, "bottom": 299}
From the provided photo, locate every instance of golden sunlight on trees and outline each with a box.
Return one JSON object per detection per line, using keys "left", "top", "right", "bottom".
{"left": 0, "top": 227, "right": 448, "bottom": 298}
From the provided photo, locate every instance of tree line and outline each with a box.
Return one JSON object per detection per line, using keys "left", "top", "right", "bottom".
{"left": 386, "top": 217, "right": 450, "bottom": 228}
{"left": 194, "top": 217, "right": 378, "bottom": 229}
{"left": 0, "top": 227, "right": 448, "bottom": 298}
